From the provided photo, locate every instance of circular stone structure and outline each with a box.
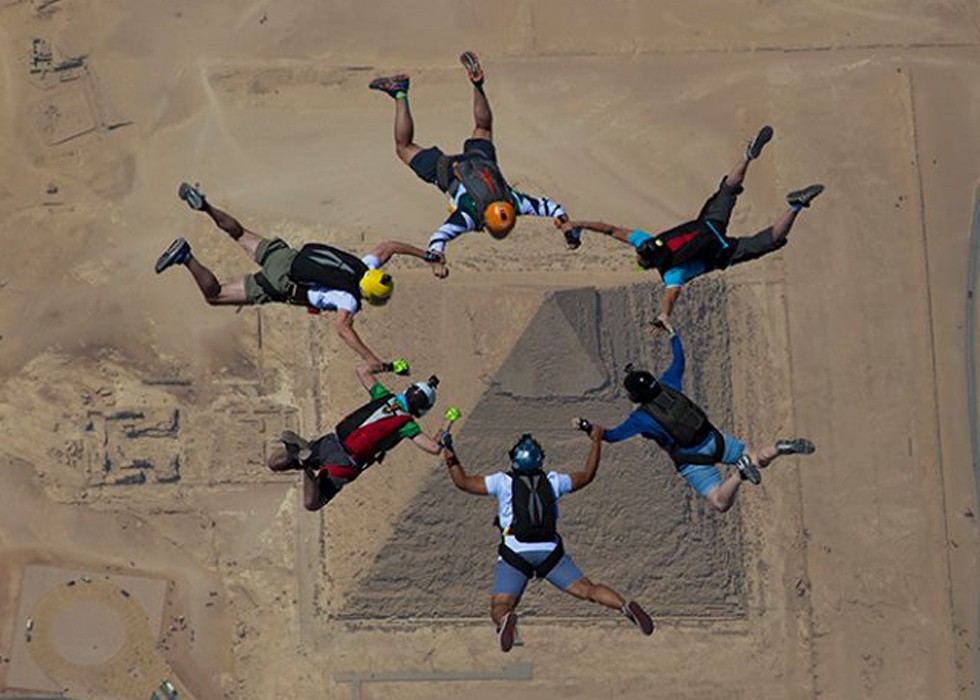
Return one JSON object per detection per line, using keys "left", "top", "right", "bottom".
{"left": 47, "top": 599, "right": 126, "bottom": 665}
{"left": 26, "top": 579, "right": 171, "bottom": 699}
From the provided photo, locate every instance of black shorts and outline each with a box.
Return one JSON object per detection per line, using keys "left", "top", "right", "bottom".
{"left": 696, "top": 176, "right": 744, "bottom": 235}
{"left": 409, "top": 138, "right": 498, "bottom": 192}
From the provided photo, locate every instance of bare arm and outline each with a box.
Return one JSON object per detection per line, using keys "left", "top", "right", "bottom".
{"left": 566, "top": 220, "right": 633, "bottom": 243}
{"left": 334, "top": 310, "right": 383, "bottom": 369}
{"left": 370, "top": 240, "right": 440, "bottom": 265}
{"left": 411, "top": 432, "right": 443, "bottom": 455}
{"left": 567, "top": 423, "right": 604, "bottom": 492}
{"left": 657, "top": 286, "right": 682, "bottom": 325}
{"left": 444, "top": 447, "right": 488, "bottom": 495}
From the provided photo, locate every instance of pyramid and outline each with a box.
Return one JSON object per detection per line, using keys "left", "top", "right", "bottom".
{"left": 339, "top": 279, "right": 746, "bottom": 620}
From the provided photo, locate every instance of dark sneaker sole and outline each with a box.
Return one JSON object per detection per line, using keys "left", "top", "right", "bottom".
{"left": 626, "top": 601, "right": 654, "bottom": 636}
{"left": 368, "top": 75, "right": 409, "bottom": 96}
{"left": 154, "top": 238, "right": 190, "bottom": 273}
{"left": 746, "top": 125, "right": 773, "bottom": 160}
{"left": 498, "top": 612, "right": 517, "bottom": 653}
{"left": 459, "top": 51, "right": 484, "bottom": 85}
{"left": 776, "top": 438, "right": 816, "bottom": 456}
{"left": 787, "top": 184, "right": 825, "bottom": 208}
{"left": 178, "top": 182, "right": 206, "bottom": 210}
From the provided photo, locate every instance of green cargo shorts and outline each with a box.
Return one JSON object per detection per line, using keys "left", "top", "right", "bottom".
{"left": 243, "top": 238, "right": 298, "bottom": 305}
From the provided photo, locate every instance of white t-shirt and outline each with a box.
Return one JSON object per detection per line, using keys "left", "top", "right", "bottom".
{"left": 484, "top": 471, "right": 573, "bottom": 554}
{"left": 304, "top": 254, "right": 381, "bottom": 314}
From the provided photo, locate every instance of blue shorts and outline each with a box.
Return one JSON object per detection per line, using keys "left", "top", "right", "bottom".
{"left": 492, "top": 550, "right": 583, "bottom": 597}
{"left": 676, "top": 431, "right": 746, "bottom": 496}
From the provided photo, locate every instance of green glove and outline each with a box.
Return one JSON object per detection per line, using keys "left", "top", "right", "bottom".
{"left": 391, "top": 358, "right": 410, "bottom": 375}
{"left": 444, "top": 406, "right": 461, "bottom": 421}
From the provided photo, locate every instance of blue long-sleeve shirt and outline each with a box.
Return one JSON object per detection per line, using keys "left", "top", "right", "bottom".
{"left": 602, "top": 334, "right": 686, "bottom": 449}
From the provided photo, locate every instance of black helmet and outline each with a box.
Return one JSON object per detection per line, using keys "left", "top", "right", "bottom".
{"left": 636, "top": 237, "right": 669, "bottom": 270}
{"left": 623, "top": 364, "right": 660, "bottom": 403}
{"left": 508, "top": 433, "right": 545, "bottom": 472}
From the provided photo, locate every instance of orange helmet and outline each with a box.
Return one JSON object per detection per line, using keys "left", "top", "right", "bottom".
{"left": 483, "top": 201, "right": 516, "bottom": 238}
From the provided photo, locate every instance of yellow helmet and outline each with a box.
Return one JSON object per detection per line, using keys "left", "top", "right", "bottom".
{"left": 360, "top": 269, "right": 394, "bottom": 306}
{"left": 483, "top": 201, "right": 516, "bottom": 239}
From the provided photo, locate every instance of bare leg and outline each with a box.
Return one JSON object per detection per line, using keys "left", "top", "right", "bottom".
{"left": 724, "top": 156, "right": 750, "bottom": 190}
{"left": 490, "top": 594, "right": 518, "bottom": 627}
{"left": 563, "top": 576, "right": 627, "bottom": 611}
{"left": 704, "top": 472, "right": 743, "bottom": 513}
{"left": 750, "top": 444, "right": 781, "bottom": 469}
{"left": 184, "top": 257, "right": 247, "bottom": 305}
{"left": 394, "top": 97, "right": 423, "bottom": 166}
{"left": 302, "top": 470, "right": 338, "bottom": 512}
{"left": 200, "top": 203, "right": 265, "bottom": 260}
{"left": 471, "top": 85, "right": 492, "bottom": 141}
{"left": 770, "top": 207, "right": 800, "bottom": 245}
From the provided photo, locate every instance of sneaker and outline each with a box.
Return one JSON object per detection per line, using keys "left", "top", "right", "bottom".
{"left": 744, "top": 125, "right": 773, "bottom": 161}
{"left": 178, "top": 182, "right": 207, "bottom": 211}
{"left": 622, "top": 601, "right": 654, "bottom": 636}
{"left": 786, "top": 184, "right": 824, "bottom": 208}
{"left": 368, "top": 74, "right": 410, "bottom": 98}
{"left": 154, "top": 238, "right": 191, "bottom": 273}
{"left": 459, "top": 51, "right": 484, "bottom": 87}
{"left": 775, "top": 438, "right": 816, "bottom": 456}
{"left": 280, "top": 430, "right": 312, "bottom": 464}
{"left": 497, "top": 611, "right": 518, "bottom": 653}
{"left": 736, "top": 455, "right": 761, "bottom": 485}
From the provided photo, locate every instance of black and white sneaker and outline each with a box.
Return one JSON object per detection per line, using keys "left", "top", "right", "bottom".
{"left": 154, "top": 238, "right": 191, "bottom": 273}
{"left": 497, "top": 612, "right": 518, "bottom": 653}
{"left": 178, "top": 182, "right": 207, "bottom": 211}
{"left": 735, "top": 455, "right": 761, "bottom": 485}
{"left": 775, "top": 438, "right": 816, "bottom": 456}
{"left": 744, "top": 125, "right": 773, "bottom": 161}
{"left": 786, "top": 184, "right": 824, "bottom": 208}
{"left": 622, "top": 601, "right": 654, "bottom": 636}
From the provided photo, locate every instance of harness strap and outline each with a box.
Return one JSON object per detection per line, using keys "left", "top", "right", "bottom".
{"left": 253, "top": 271, "right": 290, "bottom": 303}
{"left": 498, "top": 537, "right": 565, "bottom": 579}
{"left": 668, "top": 428, "right": 726, "bottom": 467}
{"left": 435, "top": 155, "right": 454, "bottom": 192}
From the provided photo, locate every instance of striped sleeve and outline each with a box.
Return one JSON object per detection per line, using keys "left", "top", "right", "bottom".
{"left": 427, "top": 210, "right": 477, "bottom": 253}
{"left": 513, "top": 191, "right": 566, "bottom": 220}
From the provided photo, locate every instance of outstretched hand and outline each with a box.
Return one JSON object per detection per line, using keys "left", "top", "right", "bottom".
{"left": 649, "top": 314, "right": 675, "bottom": 336}
{"left": 430, "top": 260, "right": 450, "bottom": 279}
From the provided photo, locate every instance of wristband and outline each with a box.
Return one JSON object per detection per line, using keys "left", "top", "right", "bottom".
{"left": 423, "top": 250, "right": 440, "bottom": 263}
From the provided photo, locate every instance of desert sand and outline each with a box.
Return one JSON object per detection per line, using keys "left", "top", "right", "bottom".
{"left": 1, "top": 0, "right": 978, "bottom": 698}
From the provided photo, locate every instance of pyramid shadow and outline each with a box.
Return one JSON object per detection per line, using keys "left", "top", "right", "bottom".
{"left": 339, "top": 279, "right": 744, "bottom": 620}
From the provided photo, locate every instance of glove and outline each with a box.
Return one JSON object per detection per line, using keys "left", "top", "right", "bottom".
{"left": 390, "top": 358, "right": 410, "bottom": 375}
{"left": 444, "top": 406, "right": 461, "bottom": 421}
{"left": 577, "top": 418, "right": 593, "bottom": 434}
{"left": 439, "top": 431, "right": 455, "bottom": 450}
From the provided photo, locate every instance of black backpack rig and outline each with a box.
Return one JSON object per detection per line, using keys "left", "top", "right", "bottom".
{"left": 640, "top": 385, "right": 725, "bottom": 466}
{"left": 496, "top": 469, "right": 565, "bottom": 579}
{"left": 253, "top": 243, "right": 368, "bottom": 309}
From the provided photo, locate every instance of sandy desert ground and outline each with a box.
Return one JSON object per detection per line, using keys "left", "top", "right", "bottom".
{"left": 1, "top": 0, "right": 979, "bottom": 698}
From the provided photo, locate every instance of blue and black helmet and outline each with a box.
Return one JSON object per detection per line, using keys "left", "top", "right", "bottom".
{"left": 509, "top": 433, "right": 545, "bottom": 472}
